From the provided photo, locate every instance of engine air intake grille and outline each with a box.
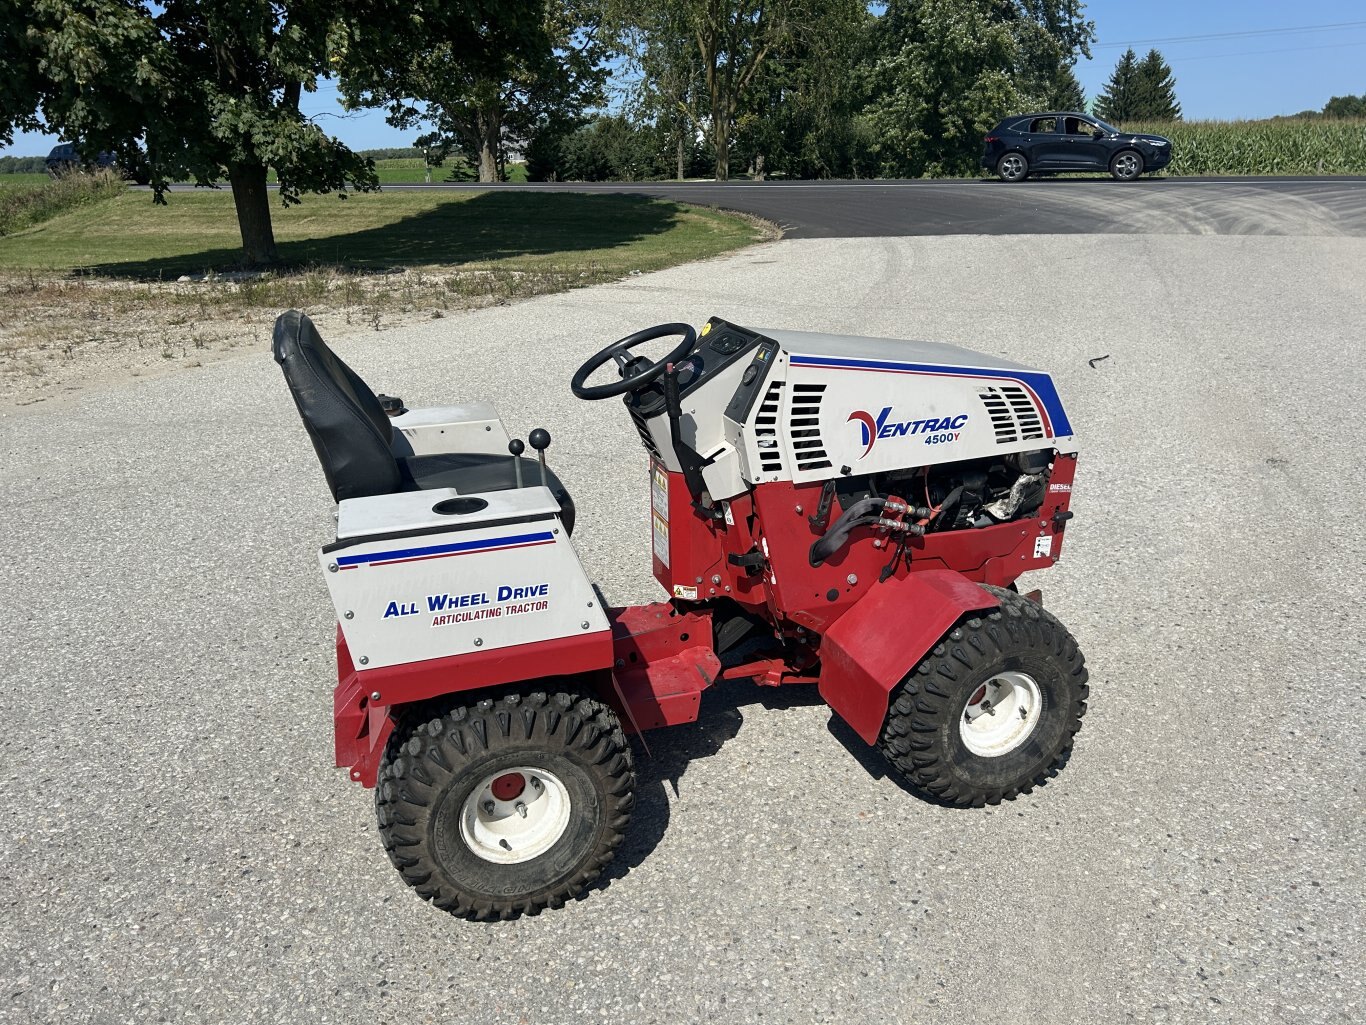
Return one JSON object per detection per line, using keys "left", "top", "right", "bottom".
{"left": 979, "top": 384, "right": 1045, "bottom": 444}
{"left": 789, "top": 382, "right": 832, "bottom": 472}
{"left": 754, "top": 381, "right": 785, "bottom": 474}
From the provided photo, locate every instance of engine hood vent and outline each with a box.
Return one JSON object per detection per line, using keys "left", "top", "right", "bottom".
{"left": 979, "top": 384, "right": 1044, "bottom": 445}
{"left": 754, "top": 380, "right": 785, "bottom": 474}
{"left": 789, "top": 382, "right": 832, "bottom": 472}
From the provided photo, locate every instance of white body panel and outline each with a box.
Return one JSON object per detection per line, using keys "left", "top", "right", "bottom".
{"left": 643, "top": 326, "right": 1076, "bottom": 497}
{"left": 323, "top": 490, "right": 605, "bottom": 671}
{"left": 390, "top": 402, "right": 510, "bottom": 457}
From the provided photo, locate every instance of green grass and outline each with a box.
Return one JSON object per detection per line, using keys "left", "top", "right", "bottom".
{"left": 0, "top": 171, "right": 127, "bottom": 236}
{"left": 0, "top": 187, "right": 765, "bottom": 278}
{"left": 0, "top": 173, "right": 53, "bottom": 190}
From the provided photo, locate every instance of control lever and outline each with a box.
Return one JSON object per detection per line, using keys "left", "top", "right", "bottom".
{"left": 508, "top": 438, "right": 525, "bottom": 489}
{"left": 661, "top": 364, "right": 716, "bottom": 515}
{"left": 528, "top": 428, "right": 551, "bottom": 488}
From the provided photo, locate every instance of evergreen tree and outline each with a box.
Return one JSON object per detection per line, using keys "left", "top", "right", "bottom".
{"left": 1047, "top": 65, "right": 1086, "bottom": 112}
{"left": 1094, "top": 47, "right": 1139, "bottom": 122}
{"left": 1133, "top": 48, "right": 1180, "bottom": 120}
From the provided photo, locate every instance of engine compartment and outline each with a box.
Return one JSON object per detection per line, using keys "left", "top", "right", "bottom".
{"left": 836, "top": 448, "right": 1053, "bottom": 532}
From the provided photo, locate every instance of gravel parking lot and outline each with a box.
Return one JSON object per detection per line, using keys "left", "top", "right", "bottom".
{"left": 2, "top": 228, "right": 1363, "bottom": 1024}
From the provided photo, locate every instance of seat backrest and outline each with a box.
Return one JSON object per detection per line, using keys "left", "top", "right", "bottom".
{"left": 272, "top": 310, "right": 401, "bottom": 501}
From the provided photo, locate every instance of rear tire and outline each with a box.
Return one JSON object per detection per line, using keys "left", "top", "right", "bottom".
{"left": 996, "top": 152, "right": 1029, "bottom": 182}
{"left": 376, "top": 691, "right": 635, "bottom": 919}
{"left": 878, "top": 586, "right": 1088, "bottom": 806}
{"left": 1110, "top": 149, "right": 1144, "bottom": 181}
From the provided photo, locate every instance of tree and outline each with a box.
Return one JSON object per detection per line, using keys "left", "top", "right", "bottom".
{"left": 348, "top": 0, "right": 610, "bottom": 184}
{"left": 0, "top": 0, "right": 45, "bottom": 148}
{"left": 620, "top": 4, "right": 707, "bottom": 180}
{"left": 730, "top": 0, "right": 868, "bottom": 179}
{"left": 1323, "top": 93, "right": 1366, "bottom": 118}
{"left": 1046, "top": 65, "right": 1086, "bottom": 112}
{"left": 1094, "top": 47, "right": 1140, "bottom": 123}
{"left": 1133, "top": 48, "right": 1180, "bottom": 121}
{"left": 615, "top": 0, "right": 828, "bottom": 181}
{"left": 861, "top": 0, "right": 1094, "bottom": 178}
{"left": 15, "top": 1, "right": 536, "bottom": 266}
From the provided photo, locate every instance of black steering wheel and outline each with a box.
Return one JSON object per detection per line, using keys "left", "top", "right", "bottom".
{"left": 571, "top": 323, "right": 698, "bottom": 400}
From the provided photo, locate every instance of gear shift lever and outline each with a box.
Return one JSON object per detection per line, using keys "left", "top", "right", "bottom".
{"left": 528, "top": 428, "right": 551, "bottom": 488}
{"left": 508, "top": 438, "right": 525, "bottom": 489}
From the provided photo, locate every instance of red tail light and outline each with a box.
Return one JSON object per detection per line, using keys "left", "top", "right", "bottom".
{"left": 983, "top": 136, "right": 998, "bottom": 142}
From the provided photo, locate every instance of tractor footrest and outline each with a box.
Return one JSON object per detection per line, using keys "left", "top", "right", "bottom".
{"left": 614, "top": 647, "right": 719, "bottom": 730}
{"left": 609, "top": 602, "right": 719, "bottom": 731}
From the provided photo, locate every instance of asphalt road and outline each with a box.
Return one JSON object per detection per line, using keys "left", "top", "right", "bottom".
{"left": 374, "top": 176, "right": 1366, "bottom": 238}
{"left": 3, "top": 206, "right": 1364, "bottom": 1021}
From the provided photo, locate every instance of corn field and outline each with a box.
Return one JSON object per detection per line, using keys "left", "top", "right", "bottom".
{"left": 1117, "top": 119, "right": 1366, "bottom": 176}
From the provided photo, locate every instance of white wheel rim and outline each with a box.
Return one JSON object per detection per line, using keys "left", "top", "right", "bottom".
{"left": 459, "top": 766, "right": 571, "bottom": 864}
{"left": 959, "top": 671, "right": 1043, "bottom": 757}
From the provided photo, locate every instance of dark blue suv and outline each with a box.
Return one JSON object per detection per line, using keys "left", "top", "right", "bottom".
{"left": 981, "top": 112, "right": 1173, "bottom": 182}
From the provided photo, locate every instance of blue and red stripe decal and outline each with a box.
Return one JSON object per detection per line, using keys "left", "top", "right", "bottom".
{"left": 789, "top": 355, "right": 1073, "bottom": 438}
{"left": 336, "top": 531, "right": 556, "bottom": 570}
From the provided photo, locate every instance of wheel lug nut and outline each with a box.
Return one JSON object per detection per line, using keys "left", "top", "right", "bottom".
{"left": 515, "top": 801, "right": 528, "bottom": 818}
{"left": 530, "top": 777, "right": 542, "bottom": 791}
{"left": 482, "top": 800, "right": 495, "bottom": 814}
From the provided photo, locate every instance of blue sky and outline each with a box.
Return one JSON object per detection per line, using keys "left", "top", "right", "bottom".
{"left": 4, "top": 0, "right": 1364, "bottom": 157}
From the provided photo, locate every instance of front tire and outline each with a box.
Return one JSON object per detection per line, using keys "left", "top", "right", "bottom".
{"left": 879, "top": 586, "right": 1088, "bottom": 806}
{"left": 376, "top": 691, "right": 635, "bottom": 919}
{"left": 1110, "top": 149, "right": 1144, "bottom": 181}
{"left": 996, "top": 152, "right": 1029, "bottom": 182}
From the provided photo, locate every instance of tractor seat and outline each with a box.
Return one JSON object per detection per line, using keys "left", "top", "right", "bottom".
{"left": 272, "top": 310, "right": 575, "bottom": 533}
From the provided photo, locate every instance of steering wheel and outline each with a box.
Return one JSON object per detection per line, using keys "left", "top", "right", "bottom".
{"left": 571, "top": 323, "right": 698, "bottom": 400}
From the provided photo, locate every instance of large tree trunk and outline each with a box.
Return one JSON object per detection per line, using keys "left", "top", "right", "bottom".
{"left": 711, "top": 116, "right": 729, "bottom": 181}
{"left": 228, "top": 161, "right": 277, "bottom": 266}
{"left": 676, "top": 134, "right": 685, "bottom": 181}
{"left": 476, "top": 108, "right": 500, "bottom": 183}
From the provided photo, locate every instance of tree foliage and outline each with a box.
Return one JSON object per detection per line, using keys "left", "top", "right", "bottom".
{"left": 1322, "top": 93, "right": 1366, "bottom": 119}
{"left": 10, "top": 1, "right": 539, "bottom": 265}
{"left": 1094, "top": 47, "right": 1138, "bottom": 122}
{"left": 346, "top": 0, "right": 608, "bottom": 184}
{"left": 613, "top": 0, "right": 865, "bottom": 180}
{"left": 1047, "top": 65, "right": 1086, "bottom": 112}
{"left": 863, "top": 0, "right": 1094, "bottom": 178}
{"left": 1097, "top": 46, "right": 1181, "bottom": 123}
{"left": 0, "top": 0, "right": 45, "bottom": 148}
{"left": 1134, "top": 48, "right": 1180, "bottom": 121}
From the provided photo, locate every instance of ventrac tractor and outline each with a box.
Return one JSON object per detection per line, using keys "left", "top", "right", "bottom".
{"left": 275, "top": 312, "right": 1089, "bottom": 920}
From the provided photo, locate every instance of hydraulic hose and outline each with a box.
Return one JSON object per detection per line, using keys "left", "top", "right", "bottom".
{"left": 808, "top": 496, "right": 931, "bottom": 567}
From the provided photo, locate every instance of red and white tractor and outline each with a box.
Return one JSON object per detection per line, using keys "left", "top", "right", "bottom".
{"left": 274, "top": 312, "right": 1088, "bottom": 920}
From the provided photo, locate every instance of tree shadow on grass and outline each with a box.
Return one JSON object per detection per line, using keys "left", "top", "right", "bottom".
{"left": 79, "top": 191, "right": 688, "bottom": 279}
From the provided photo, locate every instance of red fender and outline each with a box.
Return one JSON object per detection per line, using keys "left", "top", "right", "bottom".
{"left": 817, "top": 570, "right": 999, "bottom": 745}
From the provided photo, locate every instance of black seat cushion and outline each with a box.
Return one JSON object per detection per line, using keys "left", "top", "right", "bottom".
{"left": 273, "top": 310, "right": 400, "bottom": 501}
{"left": 401, "top": 454, "right": 576, "bottom": 535}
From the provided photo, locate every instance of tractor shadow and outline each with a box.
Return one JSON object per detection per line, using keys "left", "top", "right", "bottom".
{"left": 593, "top": 677, "right": 956, "bottom": 893}
{"left": 593, "top": 679, "right": 829, "bottom": 890}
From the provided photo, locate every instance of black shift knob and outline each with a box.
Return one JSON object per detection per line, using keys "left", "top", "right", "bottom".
{"left": 508, "top": 438, "right": 525, "bottom": 456}
{"left": 528, "top": 428, "right": 551, "bottom": 452}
